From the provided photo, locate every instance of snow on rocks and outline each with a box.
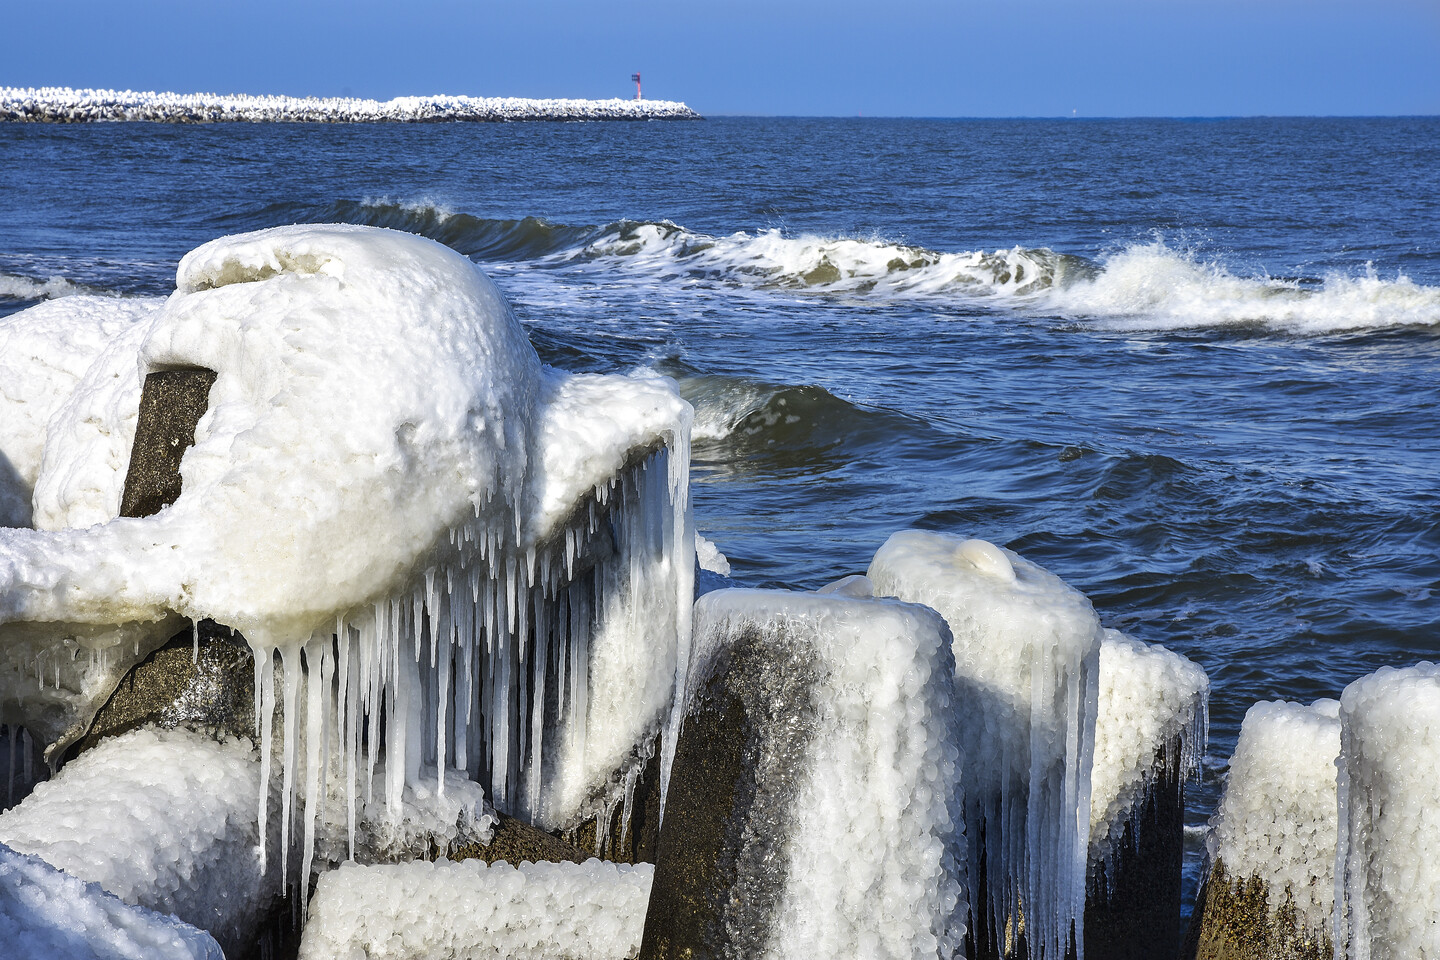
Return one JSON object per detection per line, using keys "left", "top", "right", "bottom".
{"left": 644, "top": 588, "right": 967, "bottom": 960}
{"left": 0, "top": 727, "right": 271, "bottom": 956}
{"left": 298, "top": 858, "right": 652, "bottom": 960}
{"left": 0, "top": 841, "right": 223, "bottom": 960}
{"left": 0, "top": 224, "right": 694, "bottom": 890}
{"left": 1335, "top": 663, "right": 1440, "bottom": 960}
{"left": 0, "top": 86, "right": 700, "bottom": 123}
{"left": 869, "top": 531, "right": 1099, "bottom": 960}
{"left": 1089, "top": 629, "right": 1207, "bottom": 867}
{"left": 1084, "top": 629, "right": 1207, "bottom": 959}
{"left": 1193, "top": 698, "right": 1341, "bottom": 959}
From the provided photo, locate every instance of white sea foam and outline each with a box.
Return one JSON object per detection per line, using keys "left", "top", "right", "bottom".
{"left": 0, "top": 272, "right": 92, "bottom": 301}
{"left": 1, "top": 86, "right": 699, "bottom": 123}
{"left": 1045, "top": 241, "right": 1440, "bottom": 334}
{"left": 527, "top": 218, "right": 1440, "bottom": 333}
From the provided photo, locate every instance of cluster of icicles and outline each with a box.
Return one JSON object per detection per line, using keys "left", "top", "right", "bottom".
{"left": 249, "top": 446, "right": 684, "bottom": 891}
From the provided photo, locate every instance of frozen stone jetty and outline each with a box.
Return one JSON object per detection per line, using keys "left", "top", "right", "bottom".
{"left": 0, "top": 86, "right": 701, "bottom": 123}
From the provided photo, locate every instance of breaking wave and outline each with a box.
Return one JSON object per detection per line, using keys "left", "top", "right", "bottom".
{"left": 230, "top": 199, "right": 1440, "bottom": 333}
{"left": 0, "top": 272, "right": 91, "bottom": 301}
{"left": 1048, "top": 242, "right": 1440, "bottom": 334}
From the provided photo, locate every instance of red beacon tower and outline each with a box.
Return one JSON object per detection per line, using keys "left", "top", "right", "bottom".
{"left": 631, "top": 73, "right": 642, "bottom": 100}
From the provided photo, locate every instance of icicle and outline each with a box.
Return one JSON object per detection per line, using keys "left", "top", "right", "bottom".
{"left": 300, "top": 641, "right": 326, "bottom": 912}
{"left": 256, "top": 647, "right": 276, "bottom": 876}
{"left": 279, "top": 647, "right": 302, "bottom": 885}
{"left": 192, "top": 620, "right": 199, "bottom": 664}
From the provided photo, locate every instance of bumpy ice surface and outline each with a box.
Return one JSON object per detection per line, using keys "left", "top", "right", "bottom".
{"left": 686, "top": 588, "right": 967, "bottom": 960}
{"left": 0, "top": 727, "right": 270, "bottom": 953}
{"left": 868, "top": 531, "right": 1099, "bottom": 960}
{"left": 0, "top": 841, "right": 222, "bottom": 960}
{"left": 1206, "top": 698, "right": 1340, "bottom": 940}
{"left": 1089, "top": 629, "right": 1207, "bottom": 866}
{"left": 1336, "top": 663, "right": 1440, "bottom": 959}
{"left": 298, "top": 858, "right": 653, "bottom": 960}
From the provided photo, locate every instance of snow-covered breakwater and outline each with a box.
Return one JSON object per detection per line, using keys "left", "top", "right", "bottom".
{"left": 0, "top": 86, "right": 700, "bottom": 123}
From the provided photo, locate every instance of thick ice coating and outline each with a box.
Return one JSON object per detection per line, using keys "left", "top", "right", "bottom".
{"left": 1206, "top": 698, "right": 1340, "bottom": 943}
{"left": 869, "top": 530, "right": 1100, "bottom": 960}
{"left": 680, "top": 588, "right": 968, "bottom": 960}
{"left": 0, "top": 727, "right": 271, "bottom": 955}
{"left": 1089, "top": 629, "right": 1207, "bottom": 867}
{"left": 0, "top": 841, "right": 223, "bottom": 960}
{"left": 0, "top": 225, "right": 695, "bottom": 879}
{"left": 0, "top": 296, "right": 160, "bottom": 529}
{"left": 298, "top": 858, "right": 653, "bottom": 960}
{"left": 1335, "top": 663, "right": 1440, "bottom": 960}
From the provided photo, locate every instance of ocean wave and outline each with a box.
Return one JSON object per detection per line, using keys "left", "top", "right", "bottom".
{"left": 565, "top": 220, "right": 1080, "bottom": 298}
{"left": 226, "top": 200, "right": 1440, "bottom": 332}
{"left": 0, "top": 272, "right": 92, "bottom": 301}
{"left": 1044, "top": 242, "right": 1440, "bottom": 334}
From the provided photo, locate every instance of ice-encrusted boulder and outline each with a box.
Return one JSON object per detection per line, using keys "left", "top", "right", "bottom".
{"left": 299, "top": 858, "right": 652, "bottom": 960}
{"left": 868, "top": 531, "right": 1100, "bottom": 960}
{"left": 1187, "top": 699, "right": 1340, "bottom": 960}
{"left": 1335, "top": 663, "right": 1440, "bottom": 960}
{"left": 642, "top": 588, "right": 966, "bottom": 960}
{"left": 0, "top": 841, "right": 222, "bottom": 960}
{"left": 0, "top": 224, "right": 694, "bottom": 886}
{"left": 0, "top": 728, "right": 271, "bottom": 956}
{"left": 1085, "top": 629, "right": 1207, "bottom": 960}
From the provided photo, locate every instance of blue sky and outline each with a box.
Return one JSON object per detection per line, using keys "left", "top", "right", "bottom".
{"left": 6, "top": 0, "right": 1438, "bottom": 117}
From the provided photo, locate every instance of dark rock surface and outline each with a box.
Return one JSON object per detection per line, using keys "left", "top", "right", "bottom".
{"left": 639, "top": 621, "right": 821, "bottom": 960}
{"left": 1182, "top": 860, "right": 1332, "bottom": 960}
{"left": 67, "top": 620, "right": 255, "bottom": 762}
{"left": 448, "top": 812, "right": 590, "bottom": 866}
{"left": 1084, "top": 745, "right": 1185, "bottom": 960}
{"left": 119, "top": 367, "right": 217, "bottom": 518}
{"left": 563, "top": 737, "right": 663, "bottom": 865}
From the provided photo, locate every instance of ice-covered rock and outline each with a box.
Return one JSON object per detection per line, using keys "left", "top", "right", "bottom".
{"left": 298, "top": 858, "right": 652, "bottom": 960}
{"left": 0, "top": 841, "right": 222, "bottom": 960}
{"left": 1189, "top": 698, "right": 1339, "bottom": 960}
{"left": 869, "top": 531, "right": 1100, "bottom": 960}
{"left": 1335, "top": 663, "right": 1440, "bottom": 960}
{"left": 0, "top": 223, "right": 694, "bottom": 895}
{"left": 0, "top": 727, "right": 272, "bottom": 955}
{"left": 1085, "top": 629, "right": 1207, "bottom": 960}
{"left": 0, "top": 86, "right": 700, "bottom": 123}
{"left": 0, "top": 296, "right": 159, "bottom": 529}
{"left": 643, "top": 588, "right": 966, "bottom": 960}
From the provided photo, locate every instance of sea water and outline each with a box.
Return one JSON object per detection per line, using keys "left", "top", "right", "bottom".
{"left": 2, "top": 115, "right": 1438, "bottom": 921}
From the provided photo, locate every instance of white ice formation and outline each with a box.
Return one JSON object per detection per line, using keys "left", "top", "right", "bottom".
{"left": 0, "top": 87, "right": 699, "bottom": 123}
{"left": 1335, "top": 663, "right": 1440, "bottom": 959}
{"left": 1088, "top": 629, "right": 1207, "bottom": 870}
{"left": 684, "top": 588, "right": 967, "bottom": 960}
{"left": 0, "top": 727, "right": 270, "bottom": 955}
{"left": 299, "top": 858, "right": 652, "bottom": 960}
{"left": 0, "top": 225, "right": 694, "bottom": 885}
{"left": 868, "top": 531, "right": 1100, "bottom": 960}
{"left": 0, "top": 841, "right": 222, "bottom": 960}
{"left": 1205, "top": 698, "right": 1341, "bottom": 943}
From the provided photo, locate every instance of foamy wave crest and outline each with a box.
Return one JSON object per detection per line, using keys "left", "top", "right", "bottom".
{"left": 1044, "top": 242, "right": 1440, "bottom": 333}
{"left": 0, "top": 272, "right": 91, "bottom": 300}
{"left": 565, "top": 221, "right": 1077, "bottom": 297}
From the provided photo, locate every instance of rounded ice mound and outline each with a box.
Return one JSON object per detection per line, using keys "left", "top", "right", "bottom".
{"left": 4, "top": 224, "right": 544, "bottom": 647}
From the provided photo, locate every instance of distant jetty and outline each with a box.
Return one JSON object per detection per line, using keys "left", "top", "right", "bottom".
{"left": 0, "top": 86, "right": 701, "bottom": 123}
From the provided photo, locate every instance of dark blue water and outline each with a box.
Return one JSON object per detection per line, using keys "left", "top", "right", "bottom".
{"left": 4, "top": 116, "right": 1439, "bottom": 918}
